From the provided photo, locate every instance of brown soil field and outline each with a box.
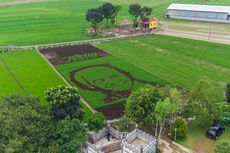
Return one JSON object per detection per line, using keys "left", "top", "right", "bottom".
{"left": 97, "top": 102, "right": 125, "bottom": 120}
{"left": 39, "top": 44, "right": 109, "bottom": 65}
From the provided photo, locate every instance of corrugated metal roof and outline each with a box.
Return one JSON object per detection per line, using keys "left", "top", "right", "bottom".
{"left": 168, "top": 3, "right": 230, "bottom": 13}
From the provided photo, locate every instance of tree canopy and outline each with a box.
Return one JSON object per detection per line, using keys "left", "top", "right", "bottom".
{"left": 87, "top": 112, "right": 105, "bottom": 132}
{"left": 86, "top": 8, "right": 104, "bottom": 34}
{"left": 140, "top": 6, "right": 152, "bottom": 21}
{"left": 45, "top": 85, "right": 84, "bottom": 121}
{"left": 52, "top": 117, "right": 88, "bottom": 153}
{"left": 0, "top": 95, "right": 52, "bottom": 153}
{"left": 187, "top": 80, "right": 219, "bottom": 127}
{"left": 125, "top": 85, "right": 165, "bottom": 124}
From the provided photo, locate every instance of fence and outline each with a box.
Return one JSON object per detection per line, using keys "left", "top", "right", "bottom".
{"left": 0, "top": 32, "right": 159, "bottom": 52}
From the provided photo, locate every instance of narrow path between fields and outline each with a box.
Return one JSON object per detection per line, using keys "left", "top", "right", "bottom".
{"left": 37, "top": 51, "right": 96, "bottom": 114}
{"left": 0, "top": 0, "right": 55, "bottom": 7}
{"left": 0, "top": 56, "right": 28, "bottom": 94}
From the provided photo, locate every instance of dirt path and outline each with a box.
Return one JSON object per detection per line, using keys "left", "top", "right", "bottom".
{"left": 37, "top": 51, "right": 96, "bottom": 114}
{"left": 159, "top": 139, "right": 193, "bottom": 153}
{"left": 160, "top": 21, "right": 230, "bottom": 45}
{"left": 0, "top": 0, "right": 55, "bottom": 6}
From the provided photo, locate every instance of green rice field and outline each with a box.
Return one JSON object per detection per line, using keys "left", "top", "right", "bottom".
{"left": 97, "top": 35, "right": 230, "bottom": 89}
{"left": 0, "top": 0, "right": 229, "bottom": 46}
{"left": 0, "top": 51, "right": 65, "bottom": 104}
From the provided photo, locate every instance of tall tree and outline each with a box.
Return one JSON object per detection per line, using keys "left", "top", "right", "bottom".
{"left": 45, "top": 85, "right": 84, "bottom": 121}
{"left": 0, "top": 95, "right": 52, "bottom": 153}
{"left": 86, "top": 8, "right": 104, "bottom": 34}
{"left": 101, "top": 3, "right": 115, "bottom": 27}
{"left": 188, "top": 80, "right": 219, "bottom": 127}
{"left": 140, "top": 6, "right": 152, "bottom": 21}
{"left": 128, "top": 4, "right": 141, "bottom": 27}
{"left": 53, "top": 117, "right": 87, "bottom": 153}
{"left": 110, "top": 5, "right": 121, "bottom": 25}
{"left": 125, "top": 85, "right": 165, "bottom": 125}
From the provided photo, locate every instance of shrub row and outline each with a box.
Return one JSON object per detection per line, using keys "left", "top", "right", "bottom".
{"left": 63, "top": 53, "right": 99, "bottom": 63}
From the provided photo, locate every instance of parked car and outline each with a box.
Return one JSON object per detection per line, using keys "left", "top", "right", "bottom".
{"left": 206, "top": 123, "right": 225, "bottom": 140}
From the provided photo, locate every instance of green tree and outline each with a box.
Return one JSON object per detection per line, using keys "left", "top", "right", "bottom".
{"left": 151, "top": 98, "right": 174, "bottom": 141}
{"left": 188, "top": 80, "right": 219, "bottom": 127}
{"left": 101, "top": 3, "right": 115, "bottom": 27}
{"left": 0, "top": 95, "right": 52, "bottom": 153}
{"left": 140, "top": 6, "right": 152, "bottom": 21}
{"left": 128, "top": 4, "right": 141, "bottom": 27}
{"left": 125, "top": 85, "right": 165, "bottom": 125}
{"left": 53, "top": 117, "right": 87, "bottom": 153}
{"left": 110, "top": 5, "right": 121, "bottom": 25}
{"left": 86, "top": 8, "right": 104, "bottom": 34}
{"left": 87, "top": 112, "right": 105, "bottom": 132}
{"left": 45, "top": 85, "right": 84, "bottom": 121}
{"left": 117, "top": 116, "right": 134, "bottom": 132}
{"left": 171, "top": 117, "right": 188, "bottom": 139}
{"left": 148, "top": 88, "right": 183, "bottom": 142}
{"left": 215, "top": 142, "right": 230, "bottom": 153}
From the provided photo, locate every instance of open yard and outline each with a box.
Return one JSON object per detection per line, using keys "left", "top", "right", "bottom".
{"left": 0, "top": 0, "right": 230, "bottom": 46}
{"left": 177, "top": 126, "right": 230, "bottom": 153}
{"left": 97, "top": 35, "right": 230, "bottom": 90}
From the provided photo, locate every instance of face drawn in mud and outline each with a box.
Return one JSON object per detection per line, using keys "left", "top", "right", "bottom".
{"left": 86, "top": 68, "right": 133, "bottom": 91}
{"left": 70, "top": 64, "right": 156, "bottom": 103}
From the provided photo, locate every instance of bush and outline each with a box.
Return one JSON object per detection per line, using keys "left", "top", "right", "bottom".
{"left": 87, "top": 112, "right": 105, "bottom": 132}
{"left": 226, "top": 83, "right": 230, "bottom": 104}
{"left": 63, "top": 53, "right": 99, "bottom": 62}
{"left": 116, "top": 117, "right": 134, "bottom": 132}
{"left": 171, "top": 117, "right": 188, "bottom": 139}
{"left": 217, "top": 112, "right": 230, "bottom": 127}
{"left": 215, "top": 141, "right": 230, "bottom": 153}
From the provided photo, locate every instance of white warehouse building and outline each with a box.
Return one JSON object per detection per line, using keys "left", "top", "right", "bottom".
{"left": 167, "top": 3, "right": 230, "bottom": 23}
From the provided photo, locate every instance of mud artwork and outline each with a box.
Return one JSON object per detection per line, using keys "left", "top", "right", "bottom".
{"left": 70, "top": 64, "right": 158, "bottom": 103}
{"left": 39, "top": 44, "right": 109, "bottom": 65}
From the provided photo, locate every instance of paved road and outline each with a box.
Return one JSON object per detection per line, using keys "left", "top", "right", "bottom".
{"left": 160, "top": 21, "right": 230, "bottom": 45}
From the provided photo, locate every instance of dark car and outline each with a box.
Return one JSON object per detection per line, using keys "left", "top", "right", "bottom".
{"left": 206, "top": 123, "right": 225, "bottom": 140}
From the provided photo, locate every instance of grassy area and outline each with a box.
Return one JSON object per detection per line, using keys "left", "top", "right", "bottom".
{"left": 0, "top": 0, "right": 229, "bottom": 46}
{"left": 56, "top": 55, "right": 169, "bottom": 108}
{"left": 177, "top": 126, "right": 230, "bottom": 153}
{"left": 97, "top": 35, "right": 230, "bottom": 89}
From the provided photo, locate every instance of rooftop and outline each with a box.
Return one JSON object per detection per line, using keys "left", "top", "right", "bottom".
{"left": 168, "top": 3, "right": 230, "bottom": 13}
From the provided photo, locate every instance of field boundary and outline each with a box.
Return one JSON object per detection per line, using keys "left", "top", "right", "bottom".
{"left": 37, "top": 51, "right": 96, "bottom": 113}
{"left": 0, "top": 32, "right": 159, "bottom": 51}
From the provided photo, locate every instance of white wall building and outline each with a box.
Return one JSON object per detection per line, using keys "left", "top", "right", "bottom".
{"left": 167, "top": 3, "right": 230, "bottom": 23}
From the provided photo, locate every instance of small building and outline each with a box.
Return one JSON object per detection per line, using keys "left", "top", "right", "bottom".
{"left": 85, "top": 128, "right": 157, "bottom": 153}
{"left": 137, "top": 18, "right": 158, "bottom": 30}
{"left": 167, "top": 3, "right": 230, "bottom": 23}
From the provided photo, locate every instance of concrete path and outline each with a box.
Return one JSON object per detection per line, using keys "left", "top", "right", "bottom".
{"left": 159, "top": 139, "right": 193, "bottom": 153}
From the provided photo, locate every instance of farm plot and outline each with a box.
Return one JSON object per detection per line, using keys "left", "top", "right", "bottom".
{"left": 40, "top": 45, "right": 170, "bottom": 119}
{"left": 97, "top": 35, "right": 230, "bottom": 90}
{"left": 0, "top": 51, "right": 65, "bottom": 104}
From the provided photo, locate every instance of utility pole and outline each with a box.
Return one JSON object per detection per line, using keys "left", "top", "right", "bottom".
{"left": 174, "top": 128, "right": 177, "bottom": 142}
